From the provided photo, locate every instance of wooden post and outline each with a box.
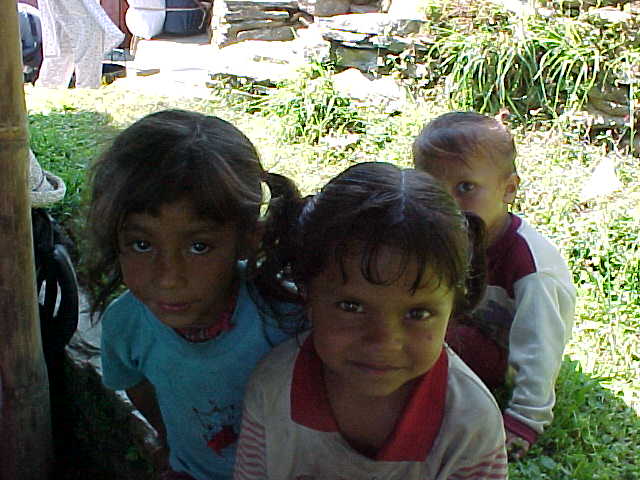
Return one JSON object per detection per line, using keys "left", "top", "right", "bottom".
{"left": 0, "top": 2, "right": 53, "bottom": 479}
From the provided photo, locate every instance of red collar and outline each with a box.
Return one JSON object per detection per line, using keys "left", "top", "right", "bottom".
{"left": 290, "top": 336, "right": 448, "bottom": 461}
{"left": 174, "top": 294, "right": 237, "bottom": 343}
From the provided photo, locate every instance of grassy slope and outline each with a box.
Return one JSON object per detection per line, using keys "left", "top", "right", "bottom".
{"left": 25, "top": 82, "right": 640, "bottom": 479}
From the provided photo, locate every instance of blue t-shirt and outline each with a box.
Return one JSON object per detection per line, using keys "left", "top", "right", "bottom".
{"left": 100, "top": 281, "right": 293, "bottom": 480}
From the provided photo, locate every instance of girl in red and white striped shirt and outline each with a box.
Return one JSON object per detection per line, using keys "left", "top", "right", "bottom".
{"left": 234, "top": 162, "right": 508, "bottom": 480}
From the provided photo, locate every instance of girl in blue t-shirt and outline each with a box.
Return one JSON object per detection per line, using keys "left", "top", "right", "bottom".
{"left": 85, "top": 109, "right": 299, "bottom": 480}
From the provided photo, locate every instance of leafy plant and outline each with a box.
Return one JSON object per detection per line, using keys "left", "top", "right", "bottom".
{"left": 258, "top": 64, "right": 367, "bottom": 144}
{"left": 420, "top": 1, "right": 640, "bottom": 120}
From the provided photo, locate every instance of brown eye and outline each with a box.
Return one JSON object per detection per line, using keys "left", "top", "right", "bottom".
{"left": 131, "top": 239, "right": 152, "bottom": 253}
{"left": 190, "top": 242, "right": 211, "bottom": 255}
{"left": 337, "top": 301, "right": 364, "bottom": 313}
{"left": 405, "top": 309, "right": 431, "bottom": 321}
{"left": 456, "top": 182, "right": 475, "bottom": 194}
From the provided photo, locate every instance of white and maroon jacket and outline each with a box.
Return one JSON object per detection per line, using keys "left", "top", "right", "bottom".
{"left": 475, "top": 214, "right": 575, "bottom": 442}
{"left": 234, "top": 336, "right": 507, "bottom": 480}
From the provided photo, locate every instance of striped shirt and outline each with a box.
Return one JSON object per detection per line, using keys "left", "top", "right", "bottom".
{"left": 234, "top": 336, "right": 508, "bottom": 480}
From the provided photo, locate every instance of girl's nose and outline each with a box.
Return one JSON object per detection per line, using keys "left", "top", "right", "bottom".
{"left": 363, "top": 317, "right": 403, "bottom": 350}
{"left": 155, "top": 251, "right": 186, "bottom": 289}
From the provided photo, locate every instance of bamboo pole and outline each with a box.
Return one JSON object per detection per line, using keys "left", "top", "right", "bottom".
{"left": 0, "top": 2, "right": 53, "bottom": 479}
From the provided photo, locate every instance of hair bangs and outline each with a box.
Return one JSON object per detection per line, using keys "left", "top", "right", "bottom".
{"left": 116, "top": 141, "right": 262, "bottom": 230}
{"left": 324, "top": 197, "right": 464, "bottom": 295}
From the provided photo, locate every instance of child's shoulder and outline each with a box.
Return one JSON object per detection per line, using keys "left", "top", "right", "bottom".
{"left": 494, "top": 214, "right": 570, "bottom": 279}
{"left": 245, "top": 335, "right": 301, "bottom": 396}
{"left": 445, "top": 347, "right": 501, "bottom": 412}
{"left": 102, "top": 290, "right": 144, "bottom": 319}
{"left": 100, "top": 290, "right": 151, "bottom": 333}
{"left": 255, "top": 335, "right": 302, "bottom": 373}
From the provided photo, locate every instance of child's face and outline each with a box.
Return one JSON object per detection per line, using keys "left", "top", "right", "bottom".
{"left": 421, "top": 156, "right": 518, "bottom": 244}
{"left": 118, "top": 198, "right": 239, "bottom": 329}
{"left": 308, "top": 247, "right": 454, "bottom": 402}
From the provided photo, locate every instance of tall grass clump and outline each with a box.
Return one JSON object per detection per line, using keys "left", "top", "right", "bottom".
{"left": 421, "top": 0, "right": 640, "bottom": 119}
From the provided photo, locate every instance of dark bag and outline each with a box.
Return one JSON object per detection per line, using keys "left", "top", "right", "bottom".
{"left": 17, "top": 3, "right": 43, "bottom": 84}
{"left": 32, "top": 209, "right": 79, "bottom": 368}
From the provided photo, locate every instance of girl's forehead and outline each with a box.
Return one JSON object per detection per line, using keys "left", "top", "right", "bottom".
{"left": 319, "top": 246, "right": 445, "bottom": 292}
{"left": 121, "top": 199, "right": 227, "bottom": 229}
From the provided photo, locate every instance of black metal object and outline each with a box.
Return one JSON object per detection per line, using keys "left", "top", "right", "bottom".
{"left": 31, "top": 209, "right": 79, "bottom": 368}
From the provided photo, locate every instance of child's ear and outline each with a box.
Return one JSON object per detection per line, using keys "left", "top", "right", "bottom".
{"left": 502, "top": 173, "right": 520, "bottom": 205}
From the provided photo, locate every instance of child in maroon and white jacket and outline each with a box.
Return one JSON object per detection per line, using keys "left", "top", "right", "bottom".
{"left": 413, "top": 111, "right": 576, "bottom": 460}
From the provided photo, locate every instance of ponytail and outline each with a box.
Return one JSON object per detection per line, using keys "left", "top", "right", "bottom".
{"left": 248, "top": 171, "right": 304, "bottom": 305}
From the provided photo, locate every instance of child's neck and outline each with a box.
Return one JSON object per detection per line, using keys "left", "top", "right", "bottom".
{"left": 487, "top": 212, "right": 512, "bottom": 247}
{"left": 325, "top": 376, "right": 416, "bottom": 458}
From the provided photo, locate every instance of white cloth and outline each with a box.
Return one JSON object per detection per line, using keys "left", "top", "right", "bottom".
{"left": 125, "top": 0, "right": 166, "bottom": 39}
{"left": 37, "top": 0, "right": 124, "bottom": 88}
{"left": 29, "top": 150, "right": 66, "bottom": 207}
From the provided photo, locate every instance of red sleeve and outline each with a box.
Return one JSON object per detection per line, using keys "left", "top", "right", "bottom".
{"left": 233, "top": 409, "right": 267, "bottom": 480}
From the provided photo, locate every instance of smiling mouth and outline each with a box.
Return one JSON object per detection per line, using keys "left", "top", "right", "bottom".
{"left": 157, "top": 302, "right": 190, "bottom": 313}
{"left": 350, "top": 361, "right": 403, "bottom": 375}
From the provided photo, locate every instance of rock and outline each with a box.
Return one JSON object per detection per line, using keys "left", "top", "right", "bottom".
{"left": 296, "top": 24, "right": 332, "bottom": 62}
{"left": 388, "top": 0, "right": 427, "bottom": 20}
{"left": 212, "top": 0, "right": 308, "bottom": 46}
{"left": 312, "top": 0, "right": 352, "bottom": 16}
{"left": 318, "top": 12, "right": 423, "bottom": 35}
{"left": 223, "top": 8, "right": 292, "bottom": 22}
{"left": 579, "top": 156, "right": 622, "bottom": 202}
{"left": 585, "top": 103, "right": 628, "bottom": 129}
{"left": 586, "top": 6, "right": 634, "bottom": 24}
{"left": 322, "top": 29, "right": 371, "bottom": 43}
{"left": 351, "top": 4, "right": 381, "bottom": 13}
{"left": 236, "top": 25, "right": 297, "bottom": 41}
{"left": 332, "top": 44, "right": 380, "bottom": 72}
{"left": 589, "top": 84, "right": 630, "bottom": 107}
{"left": 209, "top": 39, "right": 308, "bottom": 86}
{"left": 332, "top": 67, "right": 406, "bottom": 110}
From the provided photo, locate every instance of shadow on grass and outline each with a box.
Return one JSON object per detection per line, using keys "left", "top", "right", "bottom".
{"left": 510, "top": 358, "right": 639, "bottom": 480}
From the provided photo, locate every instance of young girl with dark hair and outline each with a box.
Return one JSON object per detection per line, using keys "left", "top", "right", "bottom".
{"left": 234, "top": 162, "right": 508, "bottom": 480}
{"left": 85, "top": 109, "right": 299, "bottom": 480}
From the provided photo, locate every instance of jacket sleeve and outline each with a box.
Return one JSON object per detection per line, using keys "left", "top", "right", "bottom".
{"left": 505, "top": 270, "right": 576, "bottom": 435}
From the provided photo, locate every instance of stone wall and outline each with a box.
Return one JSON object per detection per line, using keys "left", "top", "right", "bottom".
{"left": 210, "top": 0, "right": 403, "bottom": 46}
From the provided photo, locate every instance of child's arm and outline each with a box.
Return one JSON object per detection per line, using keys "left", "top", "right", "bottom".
{"left": 505, "top": 270, "right": 575, "bottom": 451}
{"left": 126, "top": 378, "right": 170, "bottom": 471}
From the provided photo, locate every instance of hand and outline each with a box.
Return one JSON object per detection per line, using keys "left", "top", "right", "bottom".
{"left": 505, "top": 429, "right": 530, "bottom": 461}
